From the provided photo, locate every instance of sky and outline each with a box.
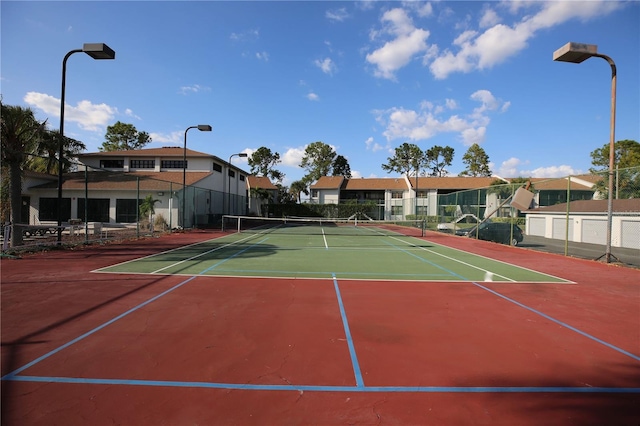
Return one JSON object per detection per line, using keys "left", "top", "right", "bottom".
{"left": 2, "top": 0, "right": 639, "bottom": 187}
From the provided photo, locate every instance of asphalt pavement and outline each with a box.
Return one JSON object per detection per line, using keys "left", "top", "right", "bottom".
{"left": 517, "top": 234, "right": 640, "bottom": 269}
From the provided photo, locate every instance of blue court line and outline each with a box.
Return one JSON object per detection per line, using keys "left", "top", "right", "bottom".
{"left": 473, "top": 282, "right": 640, "bottom": 362}
{"left": 2, "top": 276, "right": 199, "bottom": 380}
{"left": 384, "top": 239, "right": 640, "bottom": 363}
{"left": 2, "top": 241, "right": 259, "bottom": 380}
{"left": 6, "top": 375, "right": 639, "bottom": 394}
{"left": 333, "top": 273, "right": 364, "bottom": 388}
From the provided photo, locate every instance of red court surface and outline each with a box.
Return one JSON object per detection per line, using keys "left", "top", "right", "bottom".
{"left": 2, "top": 230, "right": 639, "bottom": 425}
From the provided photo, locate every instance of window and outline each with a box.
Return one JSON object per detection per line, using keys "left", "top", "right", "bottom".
{"left": 78, "top": 198, "right": 110, "bottom": 222}
{"left": 391, "top": 206, "right": 403, "bottom": 216}
{"left": 213, "top": 163, "right": 222, "bottom": 172}
{"left": 100, "top": 159, "right": 124, "bottom": 168}
{"left": 130, "top": 159, "right": 155, "bottom": 169}
{"left": 391, "top": 191, "right": 403, "bottom": 199}
{"left": 311, "top": 190, "right": 318, "bottom": 197}
{"left": 416, "top": 205, "right": 428, "bottom": 216}
{"left": 239, "top": 175, "right": 245, "bottom": 181}
{"left": 417, "top": 190, "right": 428, "bottom": 198}
{"left": 116, "top": 199, "right": 140, "bottom": 223}
{"left": 39, "top": 197, "right": 71, "bottom": 221}
{"left": 161, "top": 160, "right": 186, "bottom": 169}
{"left": 228, "top": 170, "right": 235, "bottom": 178}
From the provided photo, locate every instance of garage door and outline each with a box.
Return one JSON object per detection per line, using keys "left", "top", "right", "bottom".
{"left": 552, "top": 217, "right": 574, "bottom": 240}
{"left": 621, "top": 220, "right": 640, "bottom": 249}
{"left": 582, "top": 219, "right": 606, "bottom": 245}
{"left": 528, "top": 217, "right": 545, "bottom": 236}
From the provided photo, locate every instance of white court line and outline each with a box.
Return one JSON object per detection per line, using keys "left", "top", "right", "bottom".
{"left": 322, "top": 228, "right": 329, "bottom": 250}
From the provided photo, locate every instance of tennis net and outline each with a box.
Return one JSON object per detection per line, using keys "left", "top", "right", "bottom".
{"left": 221, "top": 215, "right": 425, "bottom": 237}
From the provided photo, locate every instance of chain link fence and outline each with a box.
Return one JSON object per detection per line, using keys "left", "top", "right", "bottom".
{"left": 1, "top": 159, "right": 247, "bottom": 253}
{"left": 433, "top": 166, "right": 639, "bottom": 265}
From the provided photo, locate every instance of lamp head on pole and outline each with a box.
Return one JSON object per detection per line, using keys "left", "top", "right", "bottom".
{"left": 238, "top": 153, "right": 248, "bottom": 158}
{"left": 553, "top": 42, "right": 598, "bottom": 64}
{"left": 197, "top": 124, "right": 212, "bottom": 132}
{"left": 82, "top": 43, "right": 116, "bottom": 60}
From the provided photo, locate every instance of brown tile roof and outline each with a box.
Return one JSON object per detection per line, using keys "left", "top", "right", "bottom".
{"left": 408, "top": 176, "right": 496, "bottom": 189}
{"left": 343, "top": 177, "right": 408, "bottom": 190}
{"left": 527, "top": 177, "right": 595, "bottom": 191}
{"left": 78, "top": 147, "right": 214, "bottom": 158}
{"left": 527, "top": 199, "right": 640, "bottom": 213}
{"left": 247, "top": 175, "right": 278, "bottom": 190}
{"left": 311, "top": 176, "right": 345, "bottom": 189}
{"left": 30, "top": 171, "right": 212, "bottom": 191}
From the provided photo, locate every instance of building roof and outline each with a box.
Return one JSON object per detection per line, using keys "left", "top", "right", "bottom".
{"left": 30, "top": 171, "right": 212, "bottom": 191}
{"left": 78, "top": 147, "right": 214, "bottom": 158}
{"left": 311, "top": 176, "right": 345, "bottom": 189}
{"left": 408, "top": 176, "right": 496, "bottom": 190}
{"left": 527, "top": 199, "right": 640, "bottom": 213}
{"left": 527, "top": 177, "right": 595, "bottom": 191}
{"left": 343, "top": 177, "right": 408, "bottom": 190}
{"left": 246, "top": 175, "right": 278, "bottom": 190}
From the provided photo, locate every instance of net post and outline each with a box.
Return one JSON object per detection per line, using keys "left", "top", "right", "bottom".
{"left": 237, "top": 216, "right": 241, "bottom": 233}
{"left": 421, "top": 219, "right": 426, "bottom": 237}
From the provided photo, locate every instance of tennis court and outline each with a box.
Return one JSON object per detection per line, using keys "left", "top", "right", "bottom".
{"left": 2, "top": 221, "right": 639, "bottom": 425}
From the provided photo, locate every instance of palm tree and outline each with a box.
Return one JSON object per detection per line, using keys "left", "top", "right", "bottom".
{"left": 25, "top": 129, "right": 86, "bottom": 174}
{"left": 1, "top": 102, "right": 45, "bottom": 247}
{"left": 139, "top": 194, "right": 160, "bottom": 231}
{"left": 289, "top": 180, "right": 309, "bottom": 203}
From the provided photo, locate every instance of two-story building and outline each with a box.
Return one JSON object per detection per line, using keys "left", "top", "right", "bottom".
{"left": 310, "top": 175, "right": 598, "bottom": 221}
{"left": 25, "top": 147, "right": 250, "bottom": 229}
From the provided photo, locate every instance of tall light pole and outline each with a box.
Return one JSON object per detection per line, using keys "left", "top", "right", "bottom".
{"left": 553, "top": 42, "right": 617, "bottom": 263}
{"left": 228, "top": 153, "right": 248, "bottom": 215}
{"left": 57, "top": 43, "right": 115, "bottom": 243}
{"left": 182, "top": 125, "right": 212, "bottom": 229}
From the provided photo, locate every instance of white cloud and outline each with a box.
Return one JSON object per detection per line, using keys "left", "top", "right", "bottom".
{"left": 365, "top": 136, "right": 383, "bottom": 152}
{"left": 124, "top": 108, "right": 141, "bottom": 120}
{"left": 256, "top": 51, "right": 269, "bottom": 61}
{"left": 307, "top": 92, "right": 319, "bottom": 101}
{"left": 282, "top": 146, "right": 306, "bottom": 167}
{"left": 428, "top": 1, "right": 622, "bottom": 79}
{"left": 479, "top": 8, "right": 500, "bottom": 28}
{"left": 496, "top": 158, "right": 582, "bottom": 178}
{"left": 377, "top": 90, "right": 508, "bottom": 146}
{"left": 230, "top": 28, "right": 260, "bottom": 41}
{"left": 24, "top": 91, "right": 115, "bottom": 132}
{"left": 366, "top": 8, "right": 431, "bottom": 80}
{"left": 326, "top": 7, "right": 349, "bottom": 22}
{"left": 149, "top": 131, "right": 182, "bottom": 144}
{"left": 314, "top": 57, "right": 336, "bottom": 75}
{"left": 178, "top": 84, "right": 211, "bottom": 95}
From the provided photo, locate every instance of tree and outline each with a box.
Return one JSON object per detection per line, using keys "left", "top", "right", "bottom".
{"left": 425, "top": 145, "right": 454, "bottom": 177}
{"left": 0, "top": 102, "right": 46, "bottom": 247}
{"left": 590, "top": 139, "right": 640, "bottom": 171}
{"left": 139, "top": 194, "right": 160, "bottom": 230}
{"left": 590, "top": 140, "right": 640, "bottom": 199}
{"left": 25, "top": 129, "right": 86, "bottom": 174}
{"left": 489, "top": 177, "right": 531, "bottom": 199}
{"left": 459, "top": 143, "right": 491, "bottom": 177}
{"left": 289, "top": 180, "right": 309, "bottom": 203}
{"left": 300, "top": 141, "right": 336, "bottom": 183}
{"left": 100, "top": 121, "right": 151, "bottom": 151}
{"left": 381, "top": 142, "right": 425, "bottom": 177}
{"left": 332, "top": 155, "right": 352, "bottom": 178}
{"left": 248, "top": 147, "right": 284, "bottom": 183}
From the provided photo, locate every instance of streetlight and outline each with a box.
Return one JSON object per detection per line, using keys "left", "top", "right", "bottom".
{"left": 228, "top": 153, "right": 248, "bottom": 215}
{"left": 182, "top": 125, "right": 212, "bottom": 229}
{"left": 57, "top": 43, "right": 115, "bottom": 243}
{"left": 553, "top": 42, "right": 617, "bottom": 263}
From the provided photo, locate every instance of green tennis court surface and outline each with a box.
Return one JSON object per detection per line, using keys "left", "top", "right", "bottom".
{"left": 97, "top": 223, "right": 570, "bottom": 283}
